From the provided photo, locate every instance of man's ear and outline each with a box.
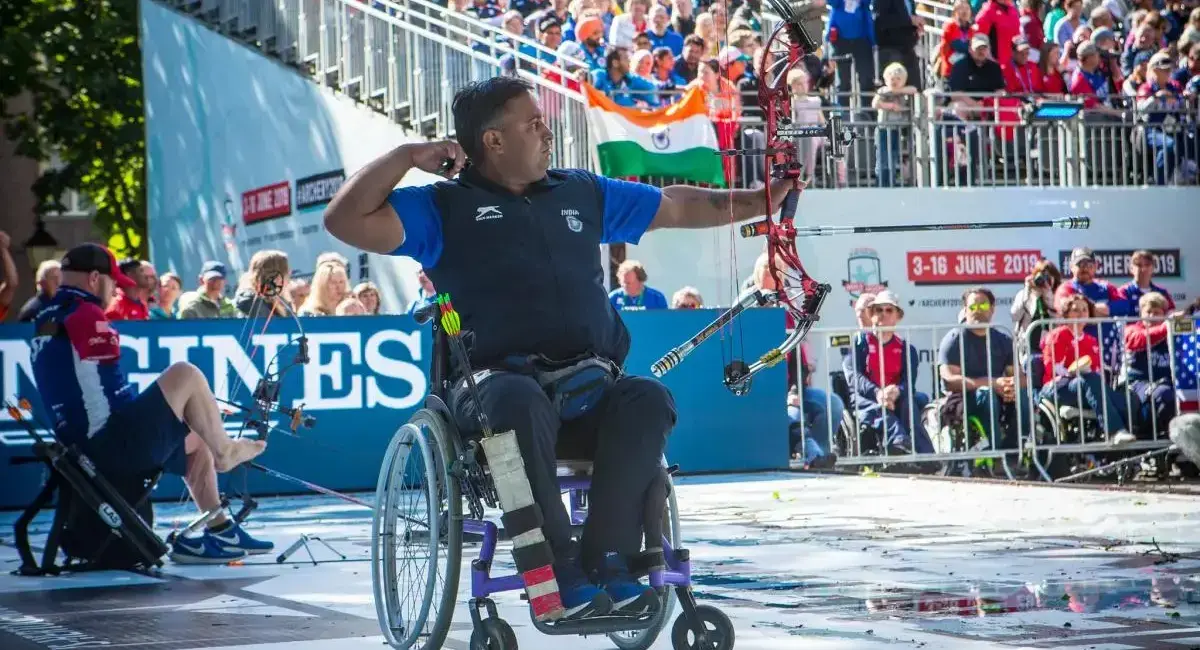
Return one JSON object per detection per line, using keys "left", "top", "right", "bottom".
{"left": 481, "top": 129, "right": 503, "bottom": 155}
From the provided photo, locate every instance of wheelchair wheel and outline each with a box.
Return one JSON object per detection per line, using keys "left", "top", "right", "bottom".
{"left": 607, "top": 470, "right": 681, "bottom": 650}
{"left": 372, "top": 409, "right": 463, "bottom": 650}
{"left": 670, "top": 604, "right": 734, "bottom": 650}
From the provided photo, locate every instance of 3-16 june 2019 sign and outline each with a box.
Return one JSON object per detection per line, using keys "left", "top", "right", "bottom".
{"left": 907, "top": 250, "right": 1043, "bottom": 285}
{"left": 242, "top": 180, "right": 293, "bottom": 224}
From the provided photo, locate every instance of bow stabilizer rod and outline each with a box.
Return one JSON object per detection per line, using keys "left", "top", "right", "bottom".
{"left": 776, "top": 216, "right": 1090, "bottom": 238}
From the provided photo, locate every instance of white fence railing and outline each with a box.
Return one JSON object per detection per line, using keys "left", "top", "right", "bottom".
{"left": 790, "top": 313, "right": 1197, "bottom": 482}
{"left": 167, "top": 0, "right": 1198, "bottom": 190}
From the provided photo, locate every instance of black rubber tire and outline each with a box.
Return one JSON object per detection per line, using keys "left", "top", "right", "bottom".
{"left": 470, "top": 618, "right": 518, "bottom": 650}
{"left": 670, "top": 604, "right": 735, "bottom": 650}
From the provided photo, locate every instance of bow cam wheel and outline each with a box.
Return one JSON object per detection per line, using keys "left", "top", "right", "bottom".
{"left": 470, "top": 618, "right": 518, "bottom": 650}
{"left": 671, "top": 604, "right": 735, "bottom": 650}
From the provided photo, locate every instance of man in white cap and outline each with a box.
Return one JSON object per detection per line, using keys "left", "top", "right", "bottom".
{"left": 842, "top": 290, "right": 933, "bottom": 454}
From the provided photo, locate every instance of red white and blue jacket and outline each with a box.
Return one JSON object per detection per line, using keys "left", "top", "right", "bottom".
{"left": 31, "top": 286, "right": 137, "bottom": 444}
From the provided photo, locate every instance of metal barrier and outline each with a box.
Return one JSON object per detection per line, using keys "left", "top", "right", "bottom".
{"left": 789, "top": 313, "right": 1198, "bottom": 481}
{"left": 167, "top": 0, "right": 1197, "bottom": 190}
{"left": 1015, "top": 315, "right": 1186, "bottom": 482}
{"left": 790, "top": 321, "right": 1026, "bottom": 475}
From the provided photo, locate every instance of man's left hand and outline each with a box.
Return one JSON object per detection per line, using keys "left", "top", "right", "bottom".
{"left": 765, "top": 178, "right": 806, "bottom": 216}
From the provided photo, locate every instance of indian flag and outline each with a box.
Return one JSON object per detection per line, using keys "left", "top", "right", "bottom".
{"left": 583, "top": 83, "right": 725, "bottom": 186}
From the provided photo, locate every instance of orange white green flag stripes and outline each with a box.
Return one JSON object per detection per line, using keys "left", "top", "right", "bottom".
{"left": 582, "top": 83, "right": 726, "bottom": 187}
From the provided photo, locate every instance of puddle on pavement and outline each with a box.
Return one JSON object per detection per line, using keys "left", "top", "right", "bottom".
{"left": 691, "top": 572, "right": 1200, "bottom": 617}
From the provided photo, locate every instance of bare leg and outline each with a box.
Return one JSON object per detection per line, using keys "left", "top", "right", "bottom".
{"left": 183, "top": 433, "right": 230, "bottom": 527}
{"left": 157, "top": 362, "right": 265, "bottom": 471}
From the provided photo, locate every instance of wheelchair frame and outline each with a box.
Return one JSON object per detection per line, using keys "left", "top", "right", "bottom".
{"left": 370, "top": 319, "right": 734, "bottom": 650}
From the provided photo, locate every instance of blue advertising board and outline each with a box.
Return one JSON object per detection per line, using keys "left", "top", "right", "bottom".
{"left": 0, "top": 310, "right": 787, "bottom": 509}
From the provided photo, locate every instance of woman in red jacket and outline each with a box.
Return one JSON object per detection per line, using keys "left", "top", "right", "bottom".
{"left": 1038, "top": 42, "right": 1068, "bottom": 94}
{"left": 937, "top": 0, "right": 976, "bottom": 81}
{"left": 975, "top": 0, "right": 1023, "bottom": 68}
{"left": 1039, "top": 294, "right": 1134, "bottom": 444}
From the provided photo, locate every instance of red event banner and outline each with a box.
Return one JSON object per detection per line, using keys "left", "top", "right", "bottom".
{"left": 907, "top": 250, "right": 1042, "bottom": 285}
{"left": 241, "top": 181, "right": 292, "bottom": 224}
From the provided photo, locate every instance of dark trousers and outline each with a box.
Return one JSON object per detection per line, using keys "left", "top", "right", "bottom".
{"left": 1129, "top": 380, "right": 1175, "bottom": 439}
{"left": 451, "top": 372, "right": 676, "bottom": 573}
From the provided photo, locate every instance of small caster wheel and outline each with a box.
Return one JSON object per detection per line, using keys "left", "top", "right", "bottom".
{"left": 671, "top": 604, "right": 734, "bottom": 650}
{"left": 470, "top": 617, "right": 518, "bottom": 650}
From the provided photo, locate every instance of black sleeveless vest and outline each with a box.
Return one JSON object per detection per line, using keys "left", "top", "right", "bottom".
{"left": 424, "top": 167, "right": 630, "bottom": 370}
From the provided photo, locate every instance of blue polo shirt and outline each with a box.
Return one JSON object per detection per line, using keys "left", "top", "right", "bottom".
{"left": 386, "top": 167, "right": 662, "bottom": 369}
{"left": 609, "top": 287, "right": 669, "bottom": 310}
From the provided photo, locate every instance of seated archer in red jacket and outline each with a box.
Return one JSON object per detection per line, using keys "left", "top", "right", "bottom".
{"left": 1039, "top": 293, "right": 1134, "bottom": 445}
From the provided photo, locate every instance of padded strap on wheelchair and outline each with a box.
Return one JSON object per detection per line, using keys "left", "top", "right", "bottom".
{"left": 504, "top": 504, "right": 556, "bottom": 570}
{"left": 511, "top": 539, "right": 556, "bottom": 572}
{"left": 500, "top": 503, "right": 543, "bottom": 537}
{"left": 627, "top": 548, "right": 666, "bottom": 578}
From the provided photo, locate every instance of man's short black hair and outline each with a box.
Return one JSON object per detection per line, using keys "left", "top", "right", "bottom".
{"left": 961, "top": 286, "right": 996, "bottom": 305}
{"left": 118, "top": 258, "right": 143, "bottom": 276}
{"left": 652, "top": 46, "right": 673, "bottom": 61}
{"left": 451, "top": 76, "right": 535, "bottom": 162}
{"left": 605, "top": 48, "right": 628, "bottom": 71}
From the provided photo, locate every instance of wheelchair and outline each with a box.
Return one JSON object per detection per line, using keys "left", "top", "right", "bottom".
{"left": 370, "top": 320, "right": 733, "bottom": 650}
{"left": 1027, "top": 374, "right": 1173, "bottom": 483}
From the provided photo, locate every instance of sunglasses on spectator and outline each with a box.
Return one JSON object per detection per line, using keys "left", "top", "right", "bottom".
{"left": 872, "top": 305, "right": 898, "bottom": 314}
{"left": 967, "top": 302, "right": 992, "bottom": 312}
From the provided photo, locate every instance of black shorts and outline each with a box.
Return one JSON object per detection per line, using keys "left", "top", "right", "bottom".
{"left": 83, "top": 383, "right": 191, "bottom": 478}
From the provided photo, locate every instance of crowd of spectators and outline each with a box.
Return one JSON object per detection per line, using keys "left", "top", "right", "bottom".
{"left": 437, "top": 0, "right": 1200, "bottom": 186}
{"left": 15, "top": 250, "right": 388, "bottom": 325}
{"left": 601, "top": 246, "right": 1197, "bottom": 469}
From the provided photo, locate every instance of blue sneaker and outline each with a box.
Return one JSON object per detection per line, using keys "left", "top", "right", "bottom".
{"left": 554, "top": 561, "right": 613, "bottom": 619}
{"left": 169, "top": 534, "right": 248, "bottom": 565}
{"left": 601, "top": 554, "right": 658, "bottom": 615}
{"left": 205, "top": 521, "right": 275, "bottom": 555}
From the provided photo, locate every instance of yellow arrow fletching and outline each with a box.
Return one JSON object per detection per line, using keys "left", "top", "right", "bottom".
{"left": 441, "top": 309, "right": 461, "bottom": 336}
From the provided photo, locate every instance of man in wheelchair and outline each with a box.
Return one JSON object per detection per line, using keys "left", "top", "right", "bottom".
{"left": 30, "top": 244, "right": 272, "bottom": 565}
{"left": 842, "top": 291, "right": 932, "bottom": 454}
{"left": 935, "top": 287, "right": 1027, "bottom": 450}
{"left": 323, "top": 76, "right": 795, "bottom": 621}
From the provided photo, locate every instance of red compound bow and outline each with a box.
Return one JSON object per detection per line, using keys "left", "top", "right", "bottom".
{"left": 652, "top": 0, "right": 855, "bottom": 396}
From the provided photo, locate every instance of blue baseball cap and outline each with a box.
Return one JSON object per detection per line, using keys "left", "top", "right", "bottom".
{"left": 200, "top": 260, "right": 227, "bottom": 281}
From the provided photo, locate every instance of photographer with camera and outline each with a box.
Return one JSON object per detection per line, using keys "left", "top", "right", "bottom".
{"left": 1011, "top": 258, "right": 1063, "bottom": 389}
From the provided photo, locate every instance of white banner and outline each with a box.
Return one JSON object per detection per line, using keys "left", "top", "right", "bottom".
{"left": 628, "top": 187, "right": 1198, "bottom": 328}
{"left": 141, "top": 0, "right": 443, "bottom": 314}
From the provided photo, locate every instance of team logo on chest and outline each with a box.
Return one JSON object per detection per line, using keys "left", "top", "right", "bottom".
{"left": 563, "top": 209, "right": 582, "bottom": 233}
{"left": 475, "top": 205, "right": 503, "bottom": 221}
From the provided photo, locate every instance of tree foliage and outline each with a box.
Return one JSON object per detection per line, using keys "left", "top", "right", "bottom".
{"left": 0, "top": 0, "right": 146, "bottom": 258}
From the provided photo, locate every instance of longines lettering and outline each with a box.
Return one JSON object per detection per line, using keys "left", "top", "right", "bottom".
{"left": 0, "top": 330, "right": 427, "bottom": 422}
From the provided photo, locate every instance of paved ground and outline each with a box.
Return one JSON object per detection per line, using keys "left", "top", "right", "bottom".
{"left": 1, "top": 472, "right": 1198, "bottom": 649}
